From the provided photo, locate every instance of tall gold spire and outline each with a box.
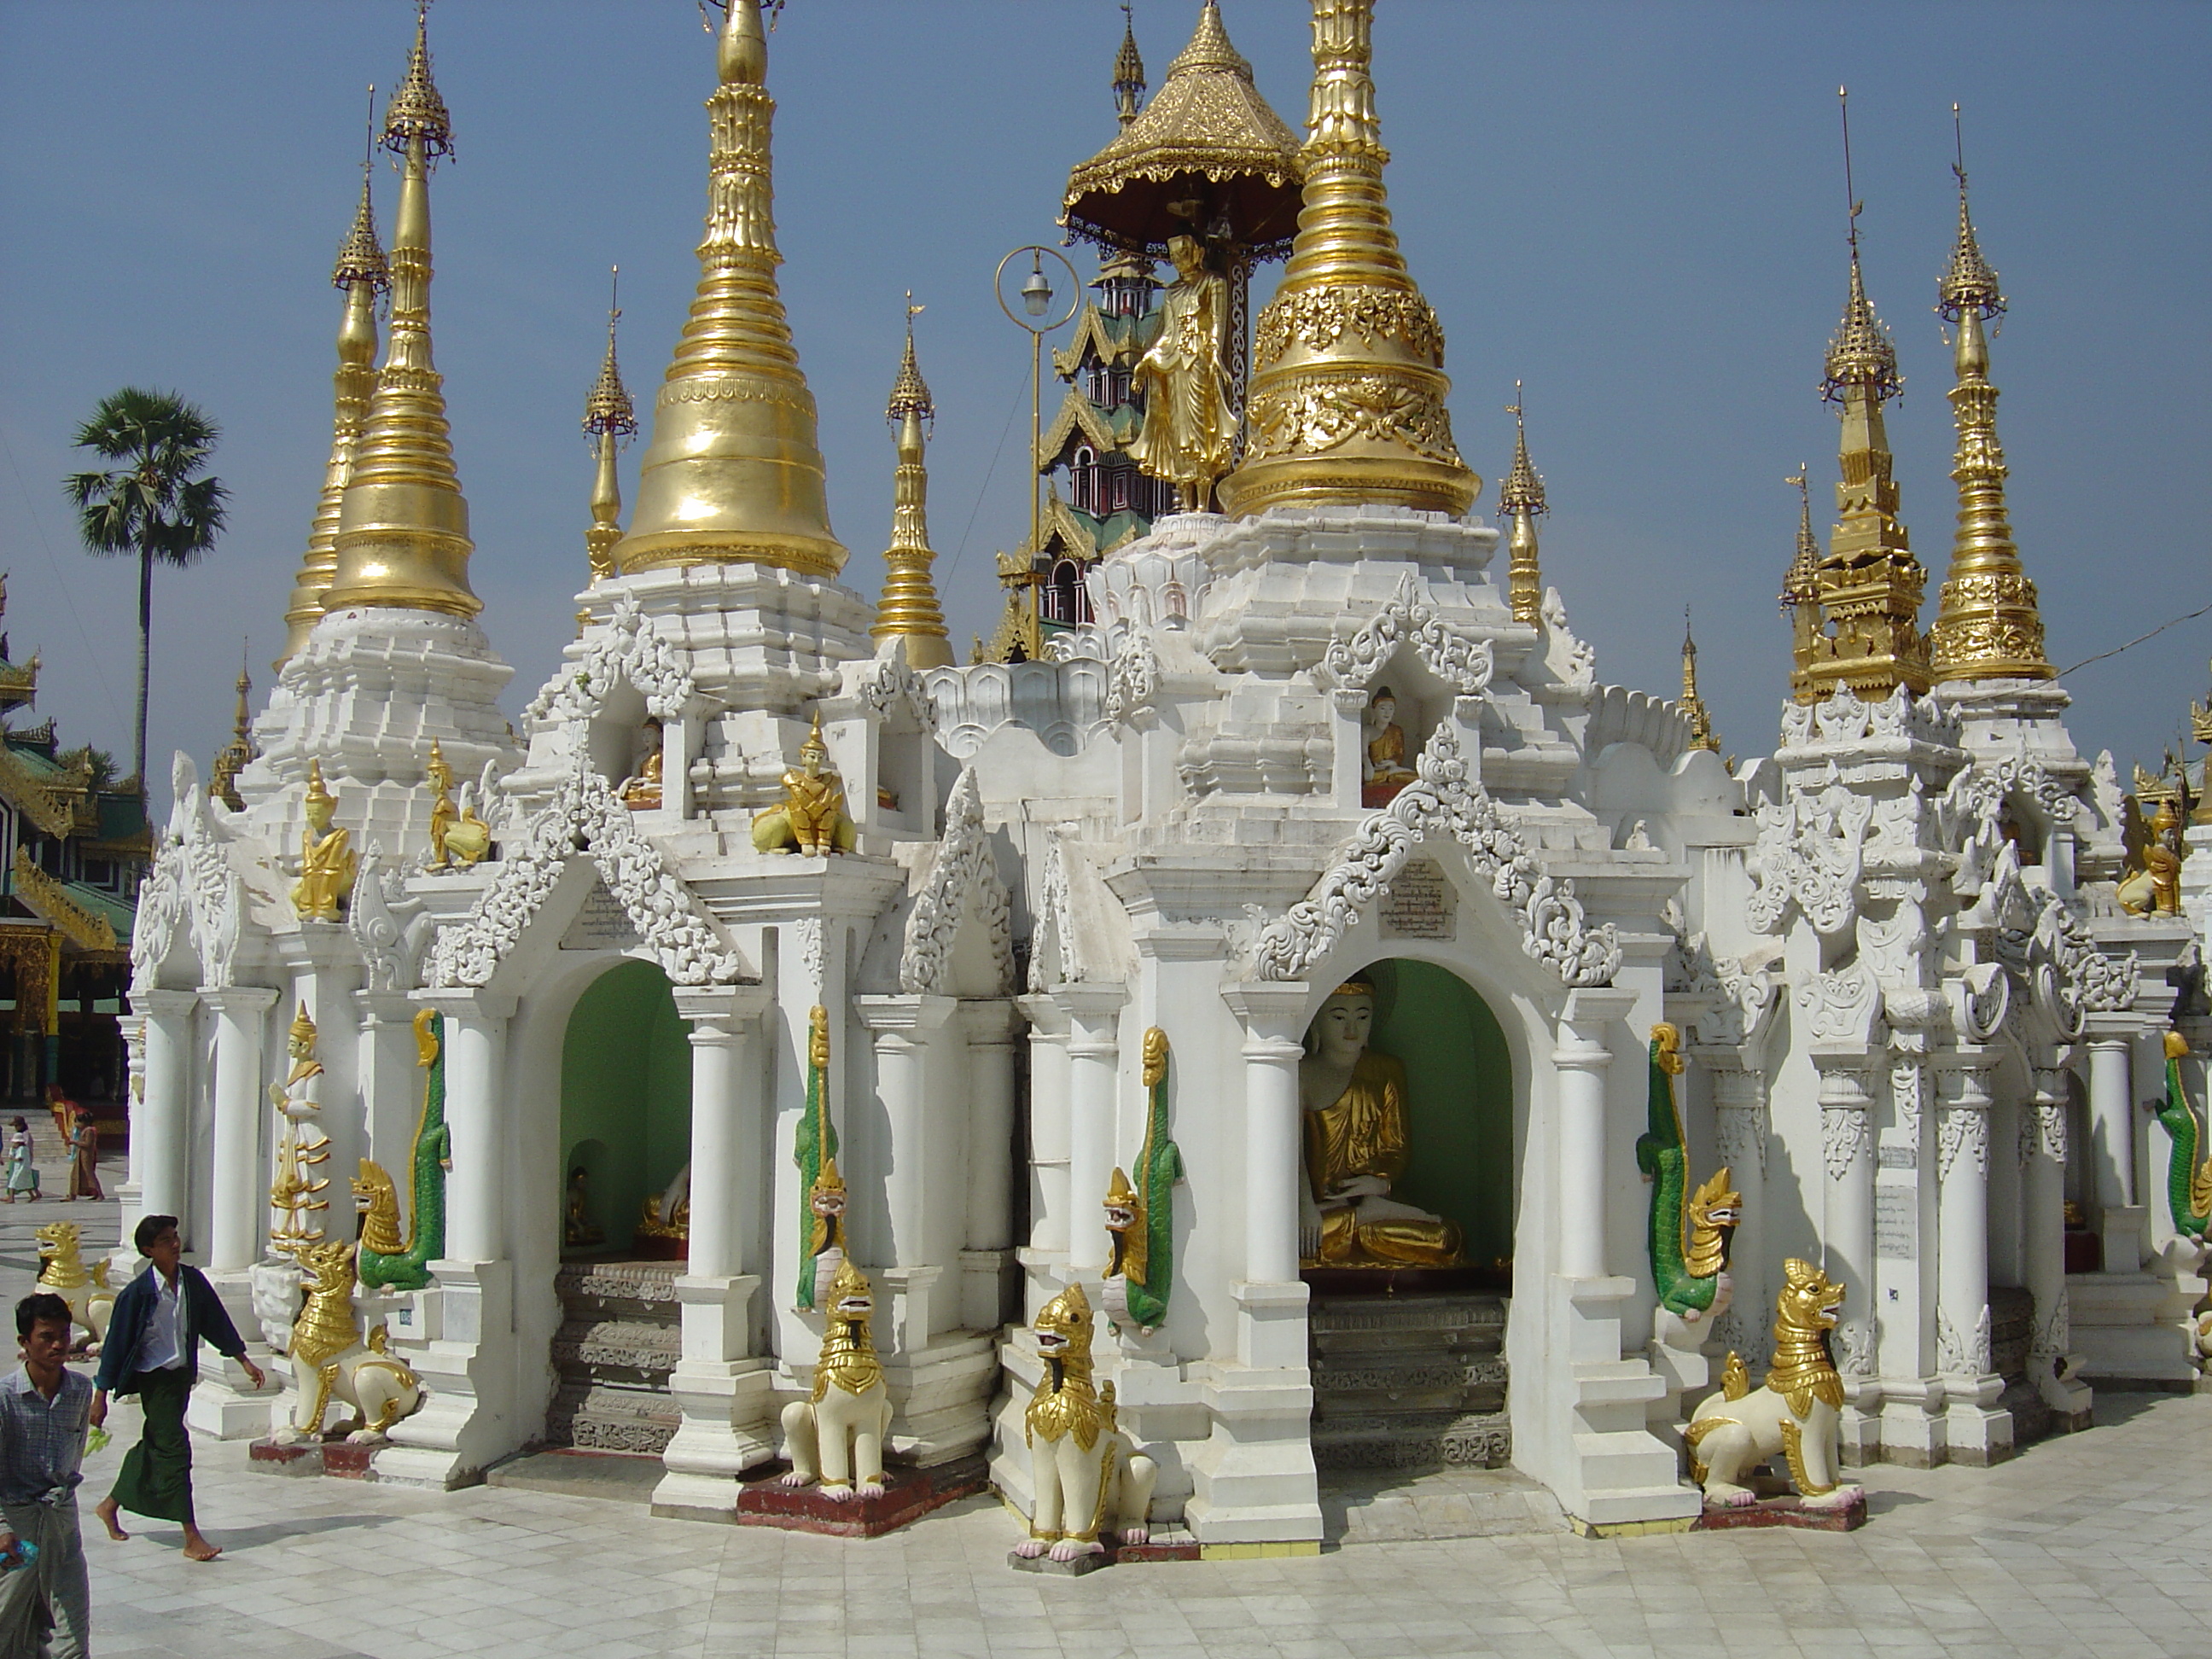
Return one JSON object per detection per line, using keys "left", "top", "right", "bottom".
{"left": 1790, "top": 89, "right": 1928, "bottom": 704}
{"left": 1498, "top": 382, "right": 1545, "bottom": 625}
{"left": 325, "top": 7, "right": 481, "bottom": 618}
{"left": 870, "top": 296, "right": 953, "bottom": 669}
{"left": 1928, "top": 109, "right": 2050, "bottom": 684}
{"left": 1778, "top": 464, "right": 1824, "bottom": 663}
{"left": 582, "top": 267, "right": 637, "bottom": 583}
{"left": 1679, "top": 611, "right": 1720, "bottom": 753}
{"left": 211, "top": 646, "right": 258, "bottom": 812}
{"left": 611, "top": 1, "right": 844, "bottom": 579}
{"left": 280, "top": 89, "right": 390, "bottom": 665}
{"left": 1219, "top": 0, "right": 1477, "bottom": 519}
{"left": 1113, "top": 3, "right": 1146, "bottom": 126}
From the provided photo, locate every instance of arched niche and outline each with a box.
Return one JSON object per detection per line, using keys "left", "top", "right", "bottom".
{"left": 558, "top": 958, "right": 690, "bottom": 1255}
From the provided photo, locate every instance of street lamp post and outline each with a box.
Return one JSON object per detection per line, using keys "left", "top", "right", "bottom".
{"left": 994, "top": 244, "right": 1080, "bottom": 659}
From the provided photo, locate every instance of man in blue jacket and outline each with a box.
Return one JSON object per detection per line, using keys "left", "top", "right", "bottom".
{"left": 89, "top": 1214, "right": 264, "bottom": 1562}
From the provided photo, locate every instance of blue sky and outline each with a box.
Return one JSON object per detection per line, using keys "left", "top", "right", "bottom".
{"left": 1, "top": 2, "right": 2205, "bottom": 801}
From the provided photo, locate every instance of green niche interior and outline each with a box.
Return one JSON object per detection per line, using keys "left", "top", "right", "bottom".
{"left": 1364, "top": 958, "right": 1515, "bottom": 1268}
{"left": 559, "top": 957, "right": 691, "bottom": 1252}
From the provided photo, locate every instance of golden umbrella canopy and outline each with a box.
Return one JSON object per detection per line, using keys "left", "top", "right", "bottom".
{"left": 1061, "top": 3, "right": 1303, "bottom": 260}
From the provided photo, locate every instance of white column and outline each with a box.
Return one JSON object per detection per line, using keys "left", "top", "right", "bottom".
{"left": 1015, "top": 994, "right": 1071, "bottom": 1257}
{"left": 1220, "top": 982, "right": 1311, "bottom": 1290}
{"left": 353, "top": 990, "right": 423, "bottom": 1179}
{"left": 1552, "top": 989, "right": 1634, "bottom": 1280}
{"left": 655, "top": 984, "right": 776, "bottom": 1522}
{"left": 2023, "top": 1066, "right": 2088, "bottom": 1424}
{"left": 1936, "top": 1062, "right": 2009, "bottom": 1458}
{"left": 958, "top": 1000, "right": 1021, "bottom": 1331}
{"left": 1058, "top": 985, "right": 1127, "bottom": 1277}
{"left": 2084, "top": 1024, "right": 2134, "bottom": 1211}
{"left": 854, "top": 994, "right": 955, "bottom": 1269}
{"left": 428, "top": 993, "right": 514, "bottom": 1266}
{"left": 203, "top": 986, "right": 278, "bottom": 1272}
{"left": 129, "top": 990, "right": 195, "bottom": 1237}
{"left": 1706, "top": 1065, "right": 1769, "bottom": 1364}
{"left": 1815, "top": 1057, "right": 1877, "bottom": 1378}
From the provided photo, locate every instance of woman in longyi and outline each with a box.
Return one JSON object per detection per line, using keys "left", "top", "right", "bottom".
{"left": 1298, "top": 978, "right": 1464, "bottom": 1267}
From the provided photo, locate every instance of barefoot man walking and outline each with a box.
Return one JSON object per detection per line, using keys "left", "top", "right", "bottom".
{"left": 0, "top": 1294, "right": 94, "bottom": 1657}
{"left": 90, "top": 1216, "right": 263, "bottom": 1562}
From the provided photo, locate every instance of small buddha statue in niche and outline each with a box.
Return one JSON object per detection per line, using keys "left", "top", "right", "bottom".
{"left": 291, "top": 760, "right": 357, "bottom": 922}
{"left": 1361, "top": 686, "right": 1418, "bottom": 808}
{"left": 564, "top": 1166, "right": 603, "bottom": 1249}
{"left": 620, "top": 722, "right": 665, "bottom": 811}
{"left": 1298, "top": 977, "right": 1465, "bottom": 1268}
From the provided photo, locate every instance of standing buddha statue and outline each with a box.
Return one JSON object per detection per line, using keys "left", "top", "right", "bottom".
{"left": 1297, "top": 977, "right": 1464, "bottom": 1266}
{"left": 1128, "top": 234, "right": 1234, "bottom": 512}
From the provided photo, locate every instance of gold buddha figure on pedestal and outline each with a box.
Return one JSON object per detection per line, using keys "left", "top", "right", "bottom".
{"left": 1298, "top": 977, "right": 1464, "bottom": 1268}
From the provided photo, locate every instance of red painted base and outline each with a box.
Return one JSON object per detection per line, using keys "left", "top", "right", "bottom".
{"left": 247, "top": 1440, "right": 323, "bottom": 1476}
{"left": 322, "top": 1442, "right": 377, "bottom": 1480}
{"left": 736, "top": 1454, "right": 987, "bottom": 1538}
{"left": 630, "top": 1234, "right": 688, "bottom": 1262}
{"left": 1694, "top": 1489, "right": 1867, "bottom": 1531}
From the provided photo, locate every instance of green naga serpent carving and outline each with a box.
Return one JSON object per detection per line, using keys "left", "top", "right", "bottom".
{"left": 1104, "top": 1027, "right": 1183, "bottom": 1330}
{"left": 1634, "top": 1022, "right": 1742, "bottom": 1320}
{"left": 794, "top": 1004, "right": 846, "bottom": 1313}
{"left": 2153, "top": 1030, "right": 2212, "bottom": 1239}
{"left": 352, "top": 1009, "right": 451, "bottom": 1291}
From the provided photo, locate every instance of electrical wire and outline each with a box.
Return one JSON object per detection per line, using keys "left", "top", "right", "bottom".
{"left": 2059, "top": 599, "right": 2212, "bottom": 677}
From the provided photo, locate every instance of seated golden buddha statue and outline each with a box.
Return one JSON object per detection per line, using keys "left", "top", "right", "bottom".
{"left": 1361, "top": 687, "right": 1418, "bottom": 809}
{"left": 620, "top": 729, "right": 665, "bottom": 812}
{"left": 1298, "top": 977, "right": 1464, "bottom": 1268}
{"left": 752, "top": 713, "right": 859, "bottom": 856}
{"left": 291, "top": 760, "right": 357, "bottom": 922}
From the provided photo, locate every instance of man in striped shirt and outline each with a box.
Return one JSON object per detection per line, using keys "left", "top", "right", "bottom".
{"left": 0, "top": 1292, "right": 93, "bottom": 1657}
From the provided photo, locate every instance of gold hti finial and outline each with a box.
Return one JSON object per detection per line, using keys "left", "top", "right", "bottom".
{"left": 1679, "top": 609, "right": 1720, "bottom": 753}
{"left": 281, "top": 87, "right": 392, "bottom": 667}
{"left": 211, "top": 643, "right": 258, "bottom": 812}
{"left": 1219, "top": 0, "right": 1479, "bottom": 520}
{"left": 1791, "top": 88, "right": 1928, "bottom": 705}
{"left": 1779, "top": 463, "right": 1825, "bottom": 670}
{"left": 1498, "top": 383, "right": 1546, "bottom": 625}
{"left": 610, "top": 0, "right": 845, "bottom": 579}
{"left": 1928, "top": 107, "right": 2050, "bottom": 684}
{"left": 1113, "top": 3, "right": 1146, "bottom": 126}
{"left": 582, "top": 266, "right": 637, "bottom": 584}
{"left": 325, "top": 9, "right": 482, "bottom": 619}
{"left": 870, "top": 296, "right": 952, "bottom": 669}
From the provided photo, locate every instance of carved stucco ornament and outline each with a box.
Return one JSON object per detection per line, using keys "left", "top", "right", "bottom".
{"left": 898, "top": 767, "right": 1014, "bottom": 998}
{"left": 1316, "top": 572, "right": 1495, "bottom": 700}
{"left": 1251, "top": 723, "right": 1619, "bottom": 987}
{"left": 525, "top": 591, "right": 699, "bottom": 730}
{"left": 428, "top": 756, "right": 742, "bottom": 988}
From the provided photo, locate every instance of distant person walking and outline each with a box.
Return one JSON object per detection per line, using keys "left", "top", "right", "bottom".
{"left": 64, "top": 1113, "right": 99, "bottom": 1203}
{"left": 0, "top": 1292, "right": 94, "bottom": 1658}
{"left": 90, "top": 1216, "right": 263, "bottom": 1561}
{"left": 3, "top": 1118, "right": 38, "bottom": 1203}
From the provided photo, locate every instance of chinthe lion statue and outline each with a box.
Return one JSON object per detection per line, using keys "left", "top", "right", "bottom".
{"left": 779, "top": 1259, "right": 894, "bottom": 1499}
{"left": 35, "top": 1221, "right": 114, "bottom": 1350}
{"left": 275, "top": 1238, "right": 424, "bottom": 1446}
{"left": 1683, "top": 1257, "right": 1862, "bottom": 1511}
{"left": 1015, "top": 1281, "right": 1158, "bottom": 1563}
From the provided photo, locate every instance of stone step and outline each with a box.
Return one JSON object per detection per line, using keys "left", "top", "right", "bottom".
{"left": 1313, "top": 1409, "right": 1511, "bottom": 1472}
{"left": 550, "top": 1317, "right": 680, "bottom": 1388}
{"left": 1321, "top": 1464, "right": 1566, "bottom": 1544}
{"left": 556, "top": 1260, "right": 682, "bottom": 1323}
{"left": 544, "top": 1380, "right": 681, "bottom": 1457}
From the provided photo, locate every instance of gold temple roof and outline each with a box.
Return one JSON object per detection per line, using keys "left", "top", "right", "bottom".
{"left": 1062, "top": 2, "right": 1304, "bottom": 259}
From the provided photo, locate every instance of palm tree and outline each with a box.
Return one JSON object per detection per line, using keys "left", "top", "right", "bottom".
{"left": 64, "top": 388, "right": 229, "bottom": 800}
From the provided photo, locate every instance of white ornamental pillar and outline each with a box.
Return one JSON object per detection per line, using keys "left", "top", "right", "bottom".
{"left": 1015, "top": 994, "right": 1072, "bottom": 1258}
{"left": 1058, "top": 985, "right": 1128, "bottom": 1276}
{"left": 1707, "top": 1065, "right": 1770, "bottom": 1362}
{"left": 1936, "top": 1062, "right": 2009, "bottom": 1458}
{"left": 428, "top": 992, "right": 515, "bottom": 1266}
{"left": 2084, "top": 1020, "right": 2135, "bottom": 1212}
{"left": 676, "top": 987, "right": 771, "bottom": 1284}
{"left": 1553, "top": 989, "right": 1634, "bottom": 1280}
{"left": 2023, "top": 1066, "right": 2088, "bottom": 1426}
{"left": 854, "top": 995, "right": 955, "bottom": 1270}
{"left": 129, "top": 990, "right": 195, "bottom": 1239}
{"left": 1220, "top": 982, "right": 1312, "bottom": 1291}
{"left": 203, "top": 986, "right": 278, "bottom": 1272}
{"left": 959, "top": 1000, "right": 1021, "bottom": 1330}
{"left": 1814, "top": 1057, "right": 1877, "bottom": 1378}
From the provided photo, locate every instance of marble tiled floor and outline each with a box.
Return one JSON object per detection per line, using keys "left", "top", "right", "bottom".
{"left": 9, "top": 1192, "right": 2209, "bottom": 1657}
